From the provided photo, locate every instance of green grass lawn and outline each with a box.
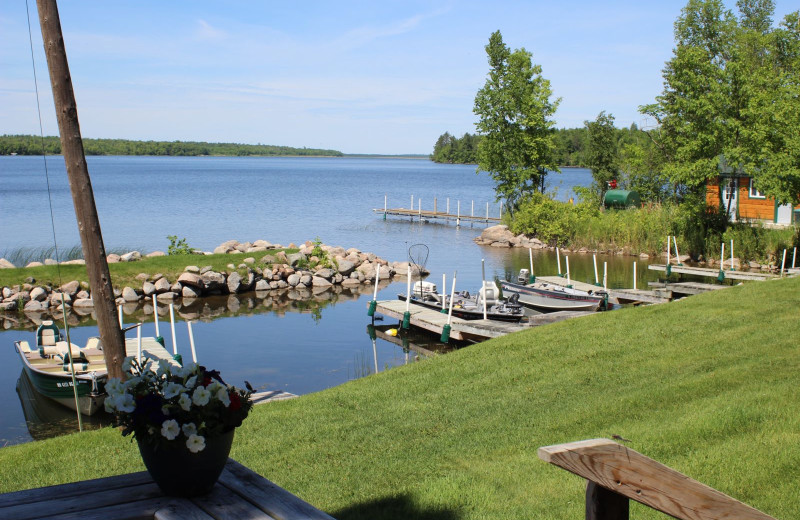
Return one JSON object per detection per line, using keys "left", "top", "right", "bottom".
{"left": 0, "top": 250, "right": 295, "bottom": 290}
{"left": 1, "top": 276, "right": 798, "bottom": 519}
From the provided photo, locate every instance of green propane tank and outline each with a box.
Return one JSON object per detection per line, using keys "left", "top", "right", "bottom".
{"left": 603, "top": 189, "right": 641, "bottom": 209}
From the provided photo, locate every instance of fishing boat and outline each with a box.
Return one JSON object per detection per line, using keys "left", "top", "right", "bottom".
{"left": 14, "top": 321, "right": 108, "bottom": 416}
{"left": 501, "top": 269, "right": 608, "bottom": 312}
{"left": 398, "top": 281, "right": 526, "bottom": 322}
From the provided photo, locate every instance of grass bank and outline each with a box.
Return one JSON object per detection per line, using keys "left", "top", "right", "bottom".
{"left": 1, "top": 277, "right": 798, "bottom": 519}
{"left": 0, "top": 249, "right": 295, "bottom": 290}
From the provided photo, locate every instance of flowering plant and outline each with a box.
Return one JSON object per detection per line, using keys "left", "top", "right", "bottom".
{"left": 105, "top": 357, "right": 253, "bottom": 453}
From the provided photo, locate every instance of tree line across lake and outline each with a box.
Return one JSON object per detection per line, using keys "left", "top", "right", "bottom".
{"left": 0, "top": 135, "right": 343, "bottom": 157}
{"left": 431, "top": 126, "right": 643, "bottom": 168}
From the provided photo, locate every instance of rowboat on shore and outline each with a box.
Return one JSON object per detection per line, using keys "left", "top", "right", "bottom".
{"left": 500, "top": 269, "right": 608, "bottom": 313}
{"left": 14, "top": 321, "right": 108, "bottom": 416}
{"left": 398, "top": 281, "right": 526, "bottom": 323}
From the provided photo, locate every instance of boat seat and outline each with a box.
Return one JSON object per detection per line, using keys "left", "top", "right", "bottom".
{"left": 16, "top": 341, "right": 34, "bottom": 354}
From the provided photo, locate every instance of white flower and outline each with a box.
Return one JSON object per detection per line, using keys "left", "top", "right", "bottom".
{"left": 184, "top": 375, "right": 198, "bottom": 390}
{"left": 122, "top": 356, "right": 135, "bottom": 372}
{"left": 115, "top": 393, "right": 136, "bottom": 413}
{"left": 178, "top": 392, "right": 192, "bottom": 412}
{"left": 179, "top": 363, "right": 198, "bottom": 378}
{"left": 104, "top": 398, "right": 116, "bottom": 413}
{"left": 163, "top": 382, "right": 184, "bottom": 399}
{"left": 192, "top": 386, "right": 211, "bottom": 406}
{"left": 156, "top": 359, "right": 172, "bottom": 377}
{"left": 181, "top": 422, "right": 197, "bottom": 437}
{"left": 206, "top": 381, "right": 223, "bottom": 394}
{"left": 216, "top": 387, "right": 231, "bottom": 407}
{"left": 161, "top": 419, "right": 179, "bottom": 440}
{"left": 161, "top": 405, "right": 171, "bottom": 416}
{"left": 105, "top": 377, "right": 124, "bottom": 397}
{"left": 186, "top": 434, "right": 206, "bottom": 453}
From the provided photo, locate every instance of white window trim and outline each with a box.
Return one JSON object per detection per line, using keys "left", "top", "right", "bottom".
{"left": 749, "top": 178, "right": 766, "bottom": 199}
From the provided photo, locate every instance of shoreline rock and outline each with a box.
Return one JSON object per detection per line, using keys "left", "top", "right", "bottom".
{"left": 0, "top": 239, "right": 428, "bottom": 316}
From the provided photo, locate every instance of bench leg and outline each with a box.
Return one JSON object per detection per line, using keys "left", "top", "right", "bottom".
{"left": 586, "top": 481, "right": 629, "bottom": 520}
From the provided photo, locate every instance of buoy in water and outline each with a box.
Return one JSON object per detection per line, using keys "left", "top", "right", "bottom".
{"left": 387, "top": 328, "right": 398, "bottom": 337}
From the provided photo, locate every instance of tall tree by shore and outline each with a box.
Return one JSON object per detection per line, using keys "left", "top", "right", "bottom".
{"left": 473, "top": 31, "right": 560, "bottom": 215}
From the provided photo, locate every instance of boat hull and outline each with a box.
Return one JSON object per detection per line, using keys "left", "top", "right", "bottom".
{"left": 15, "top": 343, "right": 107, "bottom": 416}
{"left": 397, "top": 294, "right": 525, "bottom": 323}
{"left": 501, "top": 281, "right": 605, "bottom": 312}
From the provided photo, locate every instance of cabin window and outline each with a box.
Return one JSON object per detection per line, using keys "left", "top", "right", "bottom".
{"left": 749, "top": 179, "right": 765, "bottom": 199}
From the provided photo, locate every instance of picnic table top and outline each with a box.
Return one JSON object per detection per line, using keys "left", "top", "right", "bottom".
{"left": 0, "top": 458, "right": 336, "bottom": 520}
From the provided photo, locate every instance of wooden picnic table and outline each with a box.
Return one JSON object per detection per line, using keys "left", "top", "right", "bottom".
{"left": 0, "top": 459, "right": 335, "bottom": 520}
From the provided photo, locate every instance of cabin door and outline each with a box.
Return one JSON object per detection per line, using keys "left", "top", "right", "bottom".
{"left": 721, "top": 177, "right": 738, "bottom": 219}
{"left": 776, "top": 204, "right": 793, "bottom": 224}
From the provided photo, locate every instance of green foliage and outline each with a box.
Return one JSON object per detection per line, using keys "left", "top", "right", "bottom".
{"left": 585, "top": 111, "right": 619, "bottom": 196}
{"left": 0, "top": 135, "right": 343, "bottom": 157}
{"left": 431, "top": 132, "right": 481, "bottom": 164}
{"left": 166, "top": 235, "right": 195, "bottom": 256}
{"left": 473, "top": 30, "right": 561, "bottom": 213}
{"left": 641, "top": 0, "right": 800, "bottom": 205}
{"left": 508, "top": 193, "right": 582, "bottom": 246}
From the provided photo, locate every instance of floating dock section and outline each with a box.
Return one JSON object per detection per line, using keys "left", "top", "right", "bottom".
{"left": 374, "top": 195, "right": 502, "bottom": 226}
{"left": 371, "top": 300, "right": 592, "bottom": 342}
{"left": 647, "top": 264, "right": 781, "bottom": 281}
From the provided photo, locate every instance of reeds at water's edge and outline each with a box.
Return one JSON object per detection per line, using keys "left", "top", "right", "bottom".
{"left": 1, "top": 245, "right": 143, "bottom": 267}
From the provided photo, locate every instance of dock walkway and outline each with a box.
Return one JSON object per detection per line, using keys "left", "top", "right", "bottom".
{"left": 533, "top": 276, "right": 672, "bottom": 305}
{"left": 647, "top": 264, "right": 781, "bottom": 281}
{"left": 371, "top": 300, "right": 592, "bottom": 341}
{"left": 374, "top": 207, "right": 500, "bottom": 226}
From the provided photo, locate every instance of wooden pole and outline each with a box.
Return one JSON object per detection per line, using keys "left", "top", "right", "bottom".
{"left": 37, "top": 0, "right": 125, "bottom": 379}
{"left": 586, "top": 481, "right": 629, "bottom": 520}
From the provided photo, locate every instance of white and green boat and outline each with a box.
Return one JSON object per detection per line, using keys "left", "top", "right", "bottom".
{"left": 14, "top": 321, "right": 108, "bottom": 416}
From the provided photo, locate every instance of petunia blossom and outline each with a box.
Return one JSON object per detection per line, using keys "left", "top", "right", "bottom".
{"left": 186, "top": 434, "right": 206, "bottom": 453}
{"left": 161, "top": 419, "right": 179, "bottom": 440}
{"left": 178, "top": 393, "right": 192, "bottom": 412}
{"left": 216, "top": 387, "right": 231, "bottom": 407}
{"left": 181, "top": 422, "right": 197, "bottom": 437}
{"left": 115, "top": 393, "right": 136, "bottom": 413}
{"left": 192, "top": 386, "right": 211, "bottom": 406}
{"left": 163, "top": 382, "right": 184, "bottom": 399}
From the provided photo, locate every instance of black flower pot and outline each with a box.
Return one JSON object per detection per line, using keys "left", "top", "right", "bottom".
{"left": 137, "top": 429, "right": 234, "bottom": 497}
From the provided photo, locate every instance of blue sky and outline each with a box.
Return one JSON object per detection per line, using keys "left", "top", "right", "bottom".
{"left": 1, "top": 1, "right": 796, "bottom": 154}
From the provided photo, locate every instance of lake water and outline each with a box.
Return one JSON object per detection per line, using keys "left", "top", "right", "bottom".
{"left": 0, "top": 156, "right": 657, "bottom": 445}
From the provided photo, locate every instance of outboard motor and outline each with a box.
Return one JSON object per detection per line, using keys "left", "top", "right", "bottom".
{"left": 517, "top": 269, "right": 530, "bottom": 284}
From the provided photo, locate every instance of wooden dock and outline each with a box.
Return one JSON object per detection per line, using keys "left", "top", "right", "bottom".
{"left": 371, "top": 300, "right": 592, "bottom": 342}
{"left": 647, "top": 264, "right": 780, "bottom": 281}
{"left": 373, "top": 208, "right": 500, "bottom": 225}
{"left": 124, "top": 337, "right": 181, "bottom": 367}
{"left": 648, "top": 281, "right": 730, "bottom": 298}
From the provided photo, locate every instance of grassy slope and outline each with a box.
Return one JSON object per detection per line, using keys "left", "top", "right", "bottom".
{"left": 1, "top": 277, "right": 798, "bottom": 519}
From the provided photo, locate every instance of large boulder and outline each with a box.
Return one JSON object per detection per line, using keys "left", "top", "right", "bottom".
{"left": 122, "top": 286, "right": 140, "bottom": 302}
{"left": 178, "top": 272, "right": 203, "bottom": 289}
{"left": 227, "top": 272, "right": 242, "bottom": 294}
{"left": 0, "top": 258, "right": 15, "bottom": 269}
{"left": 314, "top": 268, "right": 336, "bottom": 280}
{"left": 120, "top": 251, "right": 142, "bottom": 262}
{"left": 154, "top": 277, "right": 171, "bottom": 293}
{"left": 475, "top": 225, "right": 514, "bottom": 246}
{"left": 312, "top": 276, "right": 332, "bottom": 287}
{"left": 60, "top": 280, "right": 81, "bottom": 297}
{"left": 29, "top": 287, "right": 48, "bottom": 302}
{"left": 286, "top": 252, "right": 306, "bottom": 267}
{"left": 142, "top": 281, "right": 157, "bottom": 297}
{"left": 336, "top": 259, "right": 355, "bottom": 276}
{"left": 201, "top": 271, "right": 226, "bottom": 291}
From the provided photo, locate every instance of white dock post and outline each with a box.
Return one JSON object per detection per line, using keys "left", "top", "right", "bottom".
{"left": 410, "top": 194, "right": 413, "bottom": 210}
{"left": 730, "top": 239, "right": 734, "bottom": 270}
{"left": 781, "top": 248, "right": 787, "bottom": 276}
{"left": 593, "top": 255, "right": 599, "bottom": 285}
{"left": 442, "top": 273, "right": 447, "bottom": 311}
{"left": 556, "top": 248, "right": 562, "bottom": 276}
{"left": 565, "top": 256, "right": 571, "bottom": 286}
{"left": 446, "top": 198, "right": 450, "bottom": 214}
{"left": 481, "top": 259, "right": 487, "bottom": 320}
{"left": 118, "top": 305, "right": 123, "bottom": 328}
{"left": 418, "top": 198, "right": 422, "bottom": 221}
{"left": 187, "top": 321, "right": 197, "bottom": 363}
{"left": 673, "top": 236, "right": 681, "bottom": 264}
{"left": 633, "top": 261, "right": 637, "bottom": 291}
{"left": 720, "top": 242, "right": 725, "bottom": 271}
{"left": 471, "top": 200, "right": 474, "bottom": 217}
{"left": 793, "top": 247, "right": 797, "bottom": 269}
{"left": 603, "top": 262, "right": 607, "bottom": 290}
{"left": 529, "top": 248, "right": 534, "bottom": 281}
{"left": 486, "top": 202, "right": 489, "bottom": 222}
{"left": 457, "top": 200, "right": 461, "bottom": 227}
{"left": 169, "top": 303, "right": 178, "bottom": 356}
{"left": 384, "top": 194, "right": 387, "bottom": 214}
{"left": 137, "top": 323, "right": 142, "bottom": 364}
{"left": 152, "top": 295, "right": 160, "bottom": 337}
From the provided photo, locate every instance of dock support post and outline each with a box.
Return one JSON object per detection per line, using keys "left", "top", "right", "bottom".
{"left": 781, "top": 249, "right": 787, "bottom": 277}
{"left": 673, "top": 236, "right": 682, "bottom": 265}
{"left": 403, "top": 262, "right": 412, "bottom": 329}
{"left": 633, "top": 261, "right": 637, "bottom": 290}
{"left": 603, "top": 262, "right": 607, "bottom": 290}
{"left": 486, "top": 202, "right": 489, "bottom": 222}
{"left": 441, "top": 271, "right": 457, "bottom": 343}
{"left": 566, "top": 256, "right": 572, "bottom": 287}
{"left": 529, "top": 248, "right": 535, "bottom": 283}
{"left": 418, "top": 199, "right": 422, "bottom": 221}
{"left": 187, "top": 321, "right": 197, "bottom": 363}
{"left": 434, "top": 198, "right": 437, "bottom": 214}
{"left": 457, "top": 200, "right": 461, "bottom": 227}
{"left": 446, "top": 198, "right": 450, "bottom": 214}
{"left": 793, "top": 247, "right": 797, "bottom": 269}
{"left": 368, "top": 265, "right": 380, "bottom": 316}
{"left": 730, "top": 239, "right": 734, "bottom": 271}
{"left": 383, "top": 194, "right": 387, "bottom": 220}
{"left": 471, "top": 200, "right": 474, "bottom": 217}
{"left": 481, "top": 259, "right": 487, "bottom": 320}
{"left": 593, "top": 255, "right": 599, "bottom": 285}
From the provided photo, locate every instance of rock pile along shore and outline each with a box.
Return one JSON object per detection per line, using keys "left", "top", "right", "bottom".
{"left": 0, "top": 239, "right": 429, "bottom": 317}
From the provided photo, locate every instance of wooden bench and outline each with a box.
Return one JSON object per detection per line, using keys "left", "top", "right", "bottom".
{"left": 0, "top": 458, "right": 336, "bottom": 520}
{"left": 538, "top": 438, "right": 776, "bottom": 520}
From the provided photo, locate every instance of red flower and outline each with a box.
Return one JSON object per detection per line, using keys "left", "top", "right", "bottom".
{"left": 229, "top": 392, "right": 241, "bottom": 411}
